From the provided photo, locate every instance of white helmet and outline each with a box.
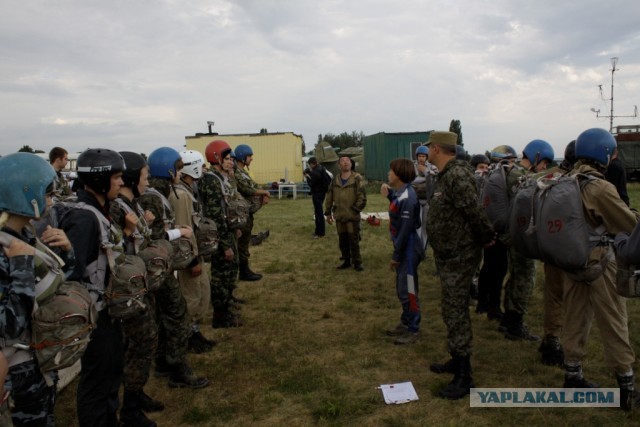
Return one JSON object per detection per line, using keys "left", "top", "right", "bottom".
{"left": 179, "top": 150, "right": 205, "bottom": 179}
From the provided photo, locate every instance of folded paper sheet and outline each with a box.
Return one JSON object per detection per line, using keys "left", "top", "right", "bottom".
{"left": 379, "top": 381, "right": 419, "bottom": 404}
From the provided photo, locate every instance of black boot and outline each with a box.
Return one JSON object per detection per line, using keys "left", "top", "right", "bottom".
{"left": 487, "top": 306, "right": 504, "bottom": 321}
{"left": 617, "top": 373, "right": 640, "bottom": 412}
{"left": 120, "top": 390, "right": 157, "bottom": 427}
{"left": 538, "top": 334, "right": 564, "bottom": 367}
{"left": 188, "top": 331, "right": 212, "bottom": 354}
{"left": 239, "top": 264, "right": 262, "bottom": 281}
{"left": 498, "top": 310, "right": 512, "bottom": 332}
{"left": 168, "top": 363, "right": 210, "bottom": 389}
{"left": 139, "top": 391, "right": 164, "bottom": 413}
{"left": 563, "top": 363, "right": 599, "bottom": 388}
{"left": 337, "top": 258, "right": 351, "bottom": 269}
{"left": 153, "top": 357, "right": 171, "bottom": 378}
{"left": 505, "top": 312, "right": 540, "bottom": 341}
{"left": 212, "top": 310, "right": 243, "bottom": 328}
{"left": 439, "top": 355, "right": 474, "bottom": 400}
{"left": 430, "top": 357, "right": 455, "bottom": 374}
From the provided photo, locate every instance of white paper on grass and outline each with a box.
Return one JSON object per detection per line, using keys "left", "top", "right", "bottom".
{"left": 378, "top": 381, "right": 419, "bottom": 404}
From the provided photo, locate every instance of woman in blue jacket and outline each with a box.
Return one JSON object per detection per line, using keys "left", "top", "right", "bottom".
{"left": 382, "top": 158, "right": 425, "bottom": 345}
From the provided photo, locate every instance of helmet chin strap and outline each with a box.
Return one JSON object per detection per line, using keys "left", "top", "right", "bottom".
{"left": 31, "top": 199, "right": 40, "bottom": 219}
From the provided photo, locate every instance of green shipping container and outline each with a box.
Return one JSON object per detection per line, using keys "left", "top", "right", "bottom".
{"left": 363, "top": 131, "right": 431, "bottom": 181}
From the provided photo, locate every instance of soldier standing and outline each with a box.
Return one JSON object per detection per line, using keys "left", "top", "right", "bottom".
{"left": 138, "top": 147, "right": 208, "bottom": 389}
{"left": 62, "top": 148, "right": 127, "bottom": 426}
{"left": 324, "top": 156, "right": 367, "bottom": 271}
{"left": 560, "top": 128, "right": 639, "bottom": 411}
{"left": 48, "top": 147, "right": 72, "bottom": 197}
{"left": 232, "top": 144, "right": 271, "bottom": 281}
{"left": 425, "top": 131, "right": 495, "bottom": 400}
{"left": 173, "top": 150, "right": 216, "bottom": 352}
{"left": 0, "top": 153, "right": 70, "bottom": 426}
{"left": 110, "top": 152, "right": 164, "bottom": 427}
{"left": 199, "top": 140, "right": 243, "bottom": 328}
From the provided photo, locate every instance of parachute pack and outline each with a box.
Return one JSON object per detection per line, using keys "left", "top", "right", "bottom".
{"left": 173, "top": 182, "right": 219, "bottom": 257}
{"left": 37, "top": 200, "right": 151, "bottom": 319}
{"left": 144, "top": 187, "right": 195, "bottom": 268}
{"left": 481, "top": 163, "right": 517, "bottom": 233}
{"left": 509, "top": 174, "right": 612, "bottom": 282}
{"left": 208, "top": 171, "right": 250, "bottom": 230}
{"left": 0, "top": 231, "right": 96, "bottom": 379}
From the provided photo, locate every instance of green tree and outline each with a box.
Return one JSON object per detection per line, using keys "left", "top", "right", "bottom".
{"left": 18, "top": 145, "right": 34, "bottom": 153}
{"left": 259, "top": 128, "right": 268, "bottom": 134}
{"left": 321, "top": 130, "right": 365, "bottom": 151}
{"left": 449, "top": 119, "right": 463, "bottom": 147}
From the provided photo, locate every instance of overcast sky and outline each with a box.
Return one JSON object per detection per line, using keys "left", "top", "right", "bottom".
{"left": 1, "top": 0, "right": 639, "bottom": 158}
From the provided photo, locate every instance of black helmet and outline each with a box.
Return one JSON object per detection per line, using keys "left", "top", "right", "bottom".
{"left": 77, "top": 148, "right": 126, "bottom": 194}
{"left": 564, "top": 140, "right": 576, "bottom": 165}
{"left": 119, "top": 152, "right": 147, "bottom": 197}
{"left": 470, "top": 154, "right": 490, "bottom": 168}
{"left": 455, "top": 145, "right": 468, "bottom": 161}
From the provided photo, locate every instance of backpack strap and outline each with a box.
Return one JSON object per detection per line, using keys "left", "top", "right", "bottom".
{"left": 145, "top": 187, "right": 174, "bottom": 227}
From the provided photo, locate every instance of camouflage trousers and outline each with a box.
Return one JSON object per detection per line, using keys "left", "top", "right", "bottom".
{"left": 503, "top": 246, "right": 536, "bottom": 315}
{"left": 7, "top": 359, "right": 56, "bottom": 427}
{"left": 154, "top": 273, "right": 190, "bottom": 366}
{"left": 210, "top": 235, "right": 239, "bottom": 312}
{"left": 178, "top": 258, "right": 211, "bottom": 325}
{"left": 237, "top": 213, "right": 254, "bottom": 266}
{"left": 435, "top": 250, "right": 482, "bottom": 357}
{"left": 336, "top": 221, "right": 361, "bottom": 265}
{"left": 122, "top": 294, "right": 158, "bottom": 392}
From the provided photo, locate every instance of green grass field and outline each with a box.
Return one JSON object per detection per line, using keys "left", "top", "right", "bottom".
{"left": 54, "top": 182, "right": 640, "bottom": 426}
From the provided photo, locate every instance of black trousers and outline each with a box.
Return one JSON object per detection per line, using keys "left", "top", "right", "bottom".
{"left": 311, "top": 192, "right": 326, "bottom": 237}
{"left": 77, "top": 309, "right": 124, "bottom": 427}
{"left": 477, "top": 240, "right": 508, "bottom": 311}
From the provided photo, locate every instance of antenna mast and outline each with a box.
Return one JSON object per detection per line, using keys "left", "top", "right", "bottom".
{"left": 590, "top": 57, "right": 638, "bottom": 133}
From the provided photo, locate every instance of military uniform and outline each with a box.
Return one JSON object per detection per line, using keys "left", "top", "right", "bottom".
{"left": 62, "top": 189, "right": 125, "bottom": 427}
{"left": 169, "top": 182, "right": 211, "bottom": 331}
{"left": 109, "top": 196, "right": 158, "bottom": 399}
{"left": 562, "top": 162, "right": 637, "bottom": 381}
{"left": 426, "top": 159, "right": 494, "bottom": 357}
{"left": 198, "top": 170, "right": 240, "bottom": 326}
{"left": 233, "top": 164, "right": 263, "bottom": 273}
{"left": 0, "top": 227, "right": 57, "bottom": 427}
{"left": 138, "top": 179, "right": 190, "bottom": 368}
{"left": 324, "top": 172, "right": 367, "bottom": 268}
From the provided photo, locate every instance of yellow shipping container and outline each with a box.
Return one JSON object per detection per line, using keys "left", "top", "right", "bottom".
{"left": 185, "top": 132, "right": 304, "bottom": 185}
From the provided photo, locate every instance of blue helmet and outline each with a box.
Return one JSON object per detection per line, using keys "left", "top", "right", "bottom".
{"left": 77, "top": 148, "right": 126, "bottom": 195}
{"left": 147, "top": 147, "right": 181, "bottom": 179}
{"left": 575, "top": 128, "right": 616, "bottom": 166}
{"left": 0, "top": 153, "right": 57, "bottom": 218}
{"left": 415, "top": 145, "right": 429, "bottom": 157}
{"left": 234, "top": 144, "right": 253, "bottom": 163}
{"left": 522, "top": 139, "right": 554, "bottom": 165}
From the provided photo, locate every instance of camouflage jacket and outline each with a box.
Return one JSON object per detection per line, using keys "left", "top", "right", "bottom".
{"left": 110, "top": 195, "right": 151, "bottom": 255}
{"left": 198, "top": 169, "right": 234, "bottom": 251}
{"left": 56, "top": 171, "right": 73, "bottom": 198}
{"left": 138, "top": 177, "right": 176, "bottom": 241}
{"left": 0, "top": 228, "right": 35, "bottom": 344}
{"left": 233, "top": 164, "right": 259, "bottom": 198}
{"left": 324, "top": 172, "right": 367, "bottom": 222}
{"left": 426, "top": 159, "right": 494, "bottom": 260}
